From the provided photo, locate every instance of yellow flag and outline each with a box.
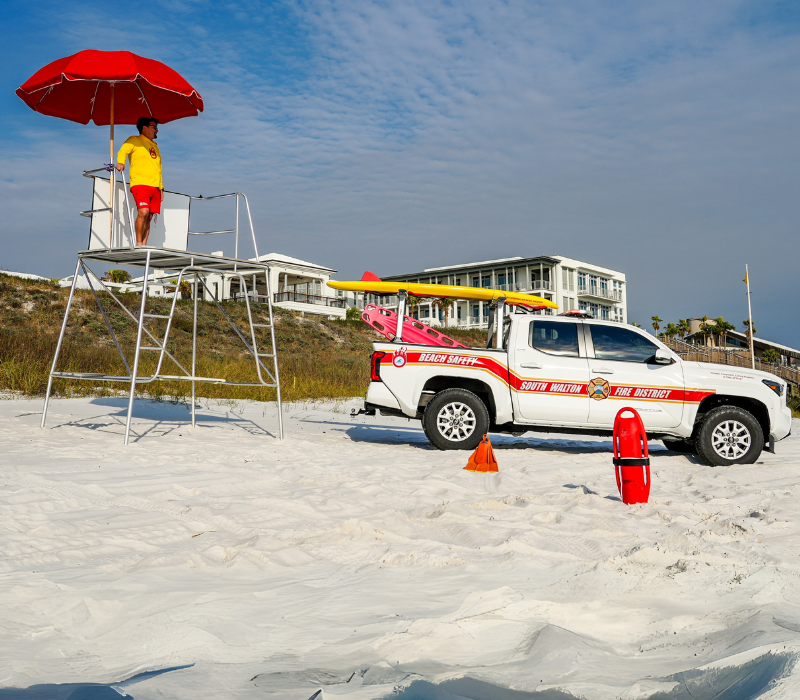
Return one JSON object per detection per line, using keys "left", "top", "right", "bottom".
{"left": 743, "top": 271, "right": 748, "bottom": 285}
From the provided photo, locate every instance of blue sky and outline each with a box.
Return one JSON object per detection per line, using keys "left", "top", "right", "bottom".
{"left": 1, "top": 0, "right": 799, "bottom": 345}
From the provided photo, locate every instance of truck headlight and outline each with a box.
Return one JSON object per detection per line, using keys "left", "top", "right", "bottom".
{"left": 762, "top": 378, "right": 784, "bottom": 398}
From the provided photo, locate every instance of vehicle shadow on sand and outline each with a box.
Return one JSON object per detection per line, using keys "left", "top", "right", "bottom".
{"left": 343, "top": 424, "right": 704, "bottom": 459}
{"left": 344, "top": 423, "right": 434, "bottom": 446}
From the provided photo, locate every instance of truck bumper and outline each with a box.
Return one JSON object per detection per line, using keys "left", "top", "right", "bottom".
{"left": 365, "top": 381, "right": 401, "bottom": 411}
{"left": 771, "top": 405, "right": 793, "bottom": 444}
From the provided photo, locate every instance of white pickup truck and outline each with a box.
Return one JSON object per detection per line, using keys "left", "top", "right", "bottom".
{"left": 362, "top": 314, "right": 793, "bottom": 466}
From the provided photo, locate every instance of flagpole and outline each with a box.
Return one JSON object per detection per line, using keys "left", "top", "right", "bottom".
{"left": 745, "top": 264, "right": 755, "bottom": 369}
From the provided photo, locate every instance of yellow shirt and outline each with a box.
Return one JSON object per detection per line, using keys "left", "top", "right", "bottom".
{"left": 117, "top": 135, "right": 163, "bottom": 189}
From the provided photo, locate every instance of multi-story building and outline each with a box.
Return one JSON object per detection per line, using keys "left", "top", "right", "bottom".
{"left": 354, "top": 255, "right": 626, "bottom": 328}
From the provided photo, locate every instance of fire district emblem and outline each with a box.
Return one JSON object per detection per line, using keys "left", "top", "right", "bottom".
{"left": 393, "top": 347, "right": 407, "bottom": 368}
{"left": 587, "top": 376, "right": 610, "bottom": 401}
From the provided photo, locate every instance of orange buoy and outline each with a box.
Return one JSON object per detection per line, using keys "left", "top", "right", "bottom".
{"left": 612, "top": 407, "right": 651, "bottom": 504}
{"left": 464, "top": 434, "right": 499, "bottom": 473}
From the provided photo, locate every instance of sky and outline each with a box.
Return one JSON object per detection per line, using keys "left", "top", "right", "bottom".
{"left": 1, "top": 0, "right": 799, "bottom": 345}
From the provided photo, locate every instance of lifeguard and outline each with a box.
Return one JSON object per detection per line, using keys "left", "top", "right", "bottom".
{"left": 115, "top": 117, "right": 163, "bottom": 245}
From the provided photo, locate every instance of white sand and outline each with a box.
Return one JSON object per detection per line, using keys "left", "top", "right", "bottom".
{"left": 1, "top": 395, "right": 799, "bottom": 699}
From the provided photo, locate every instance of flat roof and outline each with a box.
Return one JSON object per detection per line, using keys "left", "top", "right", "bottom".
{"left": 384, "top": 255, "right": 562, "bottom": 279}
{"left": 256, "top": 252, "right": 336, "bottom": 272}
{"left": 687, "top": 329, "right": 800, "bottom": 359}
{"left": 728, "top": 330, "right": 800, "bottom": 359}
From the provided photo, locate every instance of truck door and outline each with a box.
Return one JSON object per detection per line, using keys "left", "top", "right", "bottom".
{"left": 509, "top": 318, "right": 590, "bottom": 424}
{"left": 585, "top": 323, "right": 684, "bottom": 429}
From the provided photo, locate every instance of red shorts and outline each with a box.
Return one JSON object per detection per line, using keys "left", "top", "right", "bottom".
{"left": 131, "top": 185, "right": 162, "bottom": 214}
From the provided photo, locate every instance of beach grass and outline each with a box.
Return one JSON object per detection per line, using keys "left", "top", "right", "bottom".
{"left": 0, "top": 274, "right": 485, "bottom": 404}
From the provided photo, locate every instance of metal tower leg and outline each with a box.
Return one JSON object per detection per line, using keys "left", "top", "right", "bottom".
{"left": 264, "top": 266, "right": 283, "bottom": 440}
{"left": 125, "top": 250, "right": 151, "bottom": 445}
{"left": 191, "top": 274, "right": 199, "bottom": 428}
{"left": 41, "top": 258, "right": 82, "bottom": 428}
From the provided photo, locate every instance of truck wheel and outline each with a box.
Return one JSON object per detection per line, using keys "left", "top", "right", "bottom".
{"left": 423, "top": 388, "right": 489, "bottom": 451}
{"left": 695, "top": 406, "right": 764, "bottom": 466}
{"left": 661, "top": 439, "right": 695, "bottom": 455}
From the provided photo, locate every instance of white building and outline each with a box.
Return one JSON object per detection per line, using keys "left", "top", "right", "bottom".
{"left": 205, "top": 253, "right": 346, "bottom": 319}
{"left": 368, "top": 255, "right": 627, "bottom": 328}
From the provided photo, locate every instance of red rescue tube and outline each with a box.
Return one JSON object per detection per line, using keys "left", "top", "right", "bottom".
{"left": 612, "top": 407, "right": 651, "bottom": 505}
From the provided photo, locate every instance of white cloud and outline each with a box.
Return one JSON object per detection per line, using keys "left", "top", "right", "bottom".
{"left": 3, "top": 0, "right": 799, "bottom": 344}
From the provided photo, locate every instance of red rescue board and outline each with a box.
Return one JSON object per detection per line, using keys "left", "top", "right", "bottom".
{"left": 361, "top": 304, "right": 466, "bottom": 348}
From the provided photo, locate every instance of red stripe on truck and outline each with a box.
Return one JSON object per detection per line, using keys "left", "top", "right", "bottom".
{"left": 392, "top": 350, "right": 715, "bottom": 404}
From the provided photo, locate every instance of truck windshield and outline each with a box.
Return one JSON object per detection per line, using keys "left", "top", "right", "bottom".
{"left": 529, "top": 321, "right": 580, "bottom": 357}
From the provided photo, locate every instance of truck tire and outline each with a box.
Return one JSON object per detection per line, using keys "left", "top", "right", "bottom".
{"left": 695, "top": 406, "right": 764, "bottom": 467}
{"left": 423, "top": 388, "right": 489, "bottom": 451}
{"left": 661, "top": 439, "right": 695, "bottom": 455}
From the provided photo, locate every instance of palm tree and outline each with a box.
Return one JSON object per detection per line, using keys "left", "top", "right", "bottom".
{"left": 651, "top": 315, "right": 662, "bottom": 335}
{"left": 105, "top": 269, "right": 131, "bottom": 284}
{"left": 663, "top": 322, "right": 678, "bottom": 338}
{"left": 630, "top": 321, "right": 642, "bottom": 328}
{"left": 431, "top": 297, "right": 452, "bottom": 327}
{"left": 677, "top": 319, "right": 690, "bottom": 341}
{"left": 405, "top": 294, "right": 420, "bottom": 319}
{"left": 699, "top": 315, "right": 712, "bottom": 346}
{"left": 712, "top": 317, "right": 736, "bottom": 349}
{"left": 742, "top": 319, "right": 757, "bottom": 340}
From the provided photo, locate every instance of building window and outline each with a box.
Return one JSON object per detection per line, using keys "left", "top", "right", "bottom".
{"left": 601, "top": 306, "right": 610, "bottom": 320}
{"left": 472, "top": 304, "right": 479, "bottom": 318}
{"left": 562, "top": 268, "right": 574, "bottom": 291}
{"left": 472, "top": 276, "right": 480, "bottom": 288}
{"left": 600, "top": 278, "right": 608, "bottom": 297}
{"left": 482, "top": 276, "right": 491, "bottom": 288}
{"left": 578, "top": 272, "right": 586, "bottom": 292}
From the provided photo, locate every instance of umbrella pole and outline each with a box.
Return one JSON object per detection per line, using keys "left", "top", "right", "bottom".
{"left": 109, "top": 83, "right": 115, "bottom": 245}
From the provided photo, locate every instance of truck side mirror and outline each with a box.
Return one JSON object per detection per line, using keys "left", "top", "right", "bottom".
{"left": 654, "top": 348, "right": 673, "bottom": 364}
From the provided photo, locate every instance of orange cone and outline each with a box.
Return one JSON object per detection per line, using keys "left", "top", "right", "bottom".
{"left": 464, "top": 434, "right": 499, "bottom": 473}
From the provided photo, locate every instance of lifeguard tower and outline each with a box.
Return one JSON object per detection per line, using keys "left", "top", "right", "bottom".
{"left": 41, "top": 167, "right": 283, "bottom": 444}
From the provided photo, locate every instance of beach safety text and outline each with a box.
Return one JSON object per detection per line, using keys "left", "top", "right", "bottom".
{"left": 417, "top": 353, "right": 481, "bottom": 366}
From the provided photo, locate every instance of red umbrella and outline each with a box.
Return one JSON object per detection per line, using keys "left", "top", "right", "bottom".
{"left": 16, "top": 50, "right": 203, "bottom": 126}
{"left": 17, "top": 50, "right": 204, "bottom": 236}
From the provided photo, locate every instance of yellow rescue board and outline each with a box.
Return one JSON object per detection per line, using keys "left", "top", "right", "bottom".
{"left": 326, "top": 280, "right": 558, "bottom": 308}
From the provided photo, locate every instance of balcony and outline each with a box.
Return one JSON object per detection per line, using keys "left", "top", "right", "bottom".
{"left": 529, "top": 279, "right": 553, "bottom": 292}
{"left": 456, "top": 317, "right": 490, "bottom": 329}
{"left": 273, "top": 291, "right": 346, "bottom": 308}
{"left": 577, "top": 286, "right": 622, "bottom": 303}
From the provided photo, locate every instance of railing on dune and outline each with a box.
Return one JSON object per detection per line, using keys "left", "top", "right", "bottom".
{"left": 661, "top": 336, "right": 800, "bottom": 390}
